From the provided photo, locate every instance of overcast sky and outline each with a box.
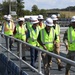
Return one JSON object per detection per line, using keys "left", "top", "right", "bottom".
{"left": 0, "top": 0, "right": 75, "bottom": 10}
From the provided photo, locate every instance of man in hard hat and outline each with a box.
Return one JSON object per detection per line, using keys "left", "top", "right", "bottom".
{"left": 38, "top": 15, "right": 45, "bottom": 30}
{"left": 36, "top": 15, "right": 46, "bottom": 47}
{"left": 13, "top": 17, "right": 27, "bottom": 60}
{"left": 51, "top": 14, "right": 64, "bottom": 70}
{"left": 37, "top": 18, "right": 58, "bottom": 75}
{"left": 63, "top": 16, "right": 75, "bottom": 75}
{"left": 8, "top": 14, "right": 14, "bottom": 23}
{"left": 25, "top": 17, "right": 32, "bottom": 31}
{"left": 3, "top": 15, "right": 8, "bottom": 21}
{"left": 26, "top": 17, "right": 39, "bottom": 68}
{"left": 2, "top": 15, "right": 15, "bottom": 49}
{"left": 1, "top": 15, "right": 8, "bottom": 36}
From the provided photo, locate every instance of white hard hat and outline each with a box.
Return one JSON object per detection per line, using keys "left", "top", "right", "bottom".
{"left": 45, "top": 18, "right": 54, "bottom": 26}
{"left": 8, "top": 14, "right": 12, "bottom": 18}
{"left": 3, "top": 15, "right": 7, "bottom": 19}
{"left": 38, "top": 15, "right": 44, "bottom": 19}
{"left": 30, "top": 17, "right": 39, "bottom": 24}
{"left": 71, "top": 16, "right": 75, "bottom": 22}
{"left": 51, "top": 14, "right": 58, "bottom": 20}
{"left": 18, "top": 17, "right": 24, "bottom": 22}
{"left": 7, "top": 16, "right": 11, "bottom": 21}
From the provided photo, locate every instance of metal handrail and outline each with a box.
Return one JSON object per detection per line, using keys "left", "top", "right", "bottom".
{"left": 0, "top": 32, "right": 75, "bottom": 75}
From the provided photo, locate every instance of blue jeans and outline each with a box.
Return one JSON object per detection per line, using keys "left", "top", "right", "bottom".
{"left": 30, "top": 47, "right": 38, "bottom": 67}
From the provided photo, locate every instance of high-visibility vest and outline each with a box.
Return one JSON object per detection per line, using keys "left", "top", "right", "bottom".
{"left": 4, "top": 22, "right": 13, "bottom": 35}
{"left": 28, "top": 27, "right": 39, "bottom": 46}
{"left": 26, "top": 22, "right": 32, "bottom": 30}
{"left": 14, "top": 24, "right": 26, "bottom": 41}
{"left": 0, "top": 25, "right": 2, "bottom": 31}
{"left": 36, "top": 23, "right": 45, "bottom": 47}
{"left": 40, "top": 28, "right": 55, "bottom": 51}
{"left": 68, "top": 27, "right": 75, "bottom": 51}
{"left": 23, "top": 24, "right": 27, "bottom": 31}
{"left": 38, "top": 22, "right": 45, "bottom": 30}
{"left": 54, "top": 24, "right": 60, "bottom": 42}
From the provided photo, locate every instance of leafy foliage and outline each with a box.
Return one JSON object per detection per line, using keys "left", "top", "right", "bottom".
{"left": 0, "top": 1, "right": 75, "bottom": 19}
{"left": 17, "top": 0, "right": 25, "bottom": 16}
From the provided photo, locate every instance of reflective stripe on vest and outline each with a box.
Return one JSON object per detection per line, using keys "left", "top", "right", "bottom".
{"left": 55, "top": 24, "right": 60, "bottom": 35}
{"left": 4, "top": 22, "right": 13, "bottom": 35}
{"left": 68, "top": 27, "right": 75, "bottom": 51}
{"left": 28, "top": 27, "right": 39, "bottom": 46}
{"left": 40, "top": 28, "right": 55, "bottom": 51}
{"left": 39, "top": 22, "right": 45, "bottom": 30}
{"left": 68, "top": 27, "right": 75, "bottom": 43}
{"left": 55, "top": 24, "right": 60, "bottom": 42}
{"left": 26, "top": 22, "right": 32, "bottom": 30}
{"left": 41, "top": 28, "right": 55, "bottom": 44}
{"left": 15, "top": 25, "right": 26, "bottom": 41}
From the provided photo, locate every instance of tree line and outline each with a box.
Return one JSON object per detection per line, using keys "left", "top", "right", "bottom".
{"left": 0, "top": 0, "right": 47, "bottom": 19}
{"left": 0, "top": 0, "right": 75, "bottom": 20}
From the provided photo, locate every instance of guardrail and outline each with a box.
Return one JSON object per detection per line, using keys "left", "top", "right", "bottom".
{"left": 0, "top": 32, "right": 75, "bottom": 75}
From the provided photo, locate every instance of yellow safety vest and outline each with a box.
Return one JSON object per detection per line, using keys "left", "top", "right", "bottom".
{"left": 4, "top": 22, "right": 13, "bottom": 35}
{"left": 26, "top": 22, "right": 32, "bottom": 30}
{"left": 0, "top": 25, "right": 2, "bottom": 31}
{"left": 54, "top": 24, "right": 60, "bottom": 42}
{"left": 40, "top": 28, "right": 55, "bottom": 51}
{"left": 68, "top": 27, "right": 75, "bottom": 51}
{"left": 14, "top": 24, "right": 26, "bottom": 41}
{"left": 36, "top": 23, "right": 45, "bottom": 47}
{"left": 38, "top": 22, "right": 45, "bottom": 31}
{"left": 28, "top": 27, "right": 39, "bottom": 46}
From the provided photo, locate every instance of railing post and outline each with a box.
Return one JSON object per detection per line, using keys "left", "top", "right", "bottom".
{"left": 38, "top": 51, "right": 42, "bottom": 74}
{"left": 19, "top": 42, "right": 22, "bottom": 70}
{"left": 7, "top": 37, "right": 10, "bottom": 60}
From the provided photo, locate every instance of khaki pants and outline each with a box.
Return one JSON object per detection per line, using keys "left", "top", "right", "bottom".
{"left": 65, "top": 51, "right": 75, "bottom": 75}
{"left": 54, "top": 43, "right": 61, "bottom": 64}
{"left": 17, "top": 41, "right": 26, "bottom": 57}
{"left": 42, "top": 53, "right": 52, "bottom": 75}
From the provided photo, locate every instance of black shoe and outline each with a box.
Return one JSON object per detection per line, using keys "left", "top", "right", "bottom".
{"left": 22, "top": 56, "right": 26, "bottom": 61}
{"left": 58, "top": 64, "right": 64, "bottom": 71}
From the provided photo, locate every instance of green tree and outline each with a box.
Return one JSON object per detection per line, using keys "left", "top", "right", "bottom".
{"left": 17, "top": 0, "right": 25, "bottom": 17}
{"left": 2, "top": 1, "right": 9, "bottom": 15}
{"left": 39, "top": 9, "right": 47, "bottom": 19}
{"left": 0, "top": 3, "right": 3, "bottom": 20}
{"left": 31, "top": 5, "right": 39, "bottom": 15}
{"left": 1, "top": 0, "right": 25, "bottom": 17}
{"left": 0, "top": 3, "right": 2, "bottom": 11}
{"left": 24, "top": 10, "right": 31, "bottom": 15}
